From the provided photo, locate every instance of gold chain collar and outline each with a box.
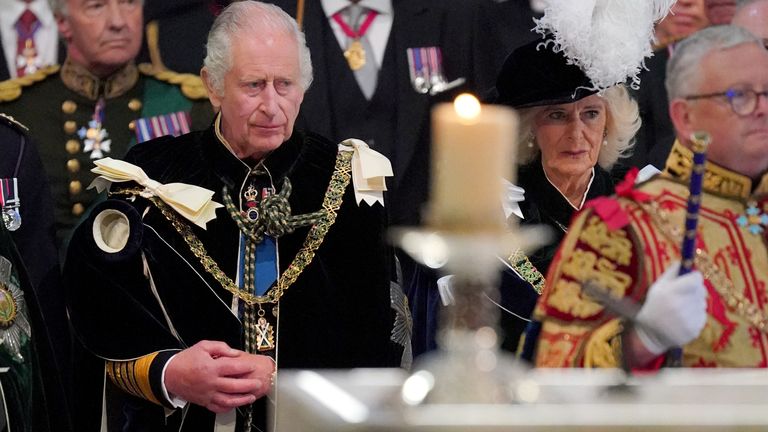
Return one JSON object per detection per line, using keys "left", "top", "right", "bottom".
{"left": 640, "top": 200, "right": 768, "bottom": 333}
{"left": 112, "top": 150, "right": 353, "bottom": 306}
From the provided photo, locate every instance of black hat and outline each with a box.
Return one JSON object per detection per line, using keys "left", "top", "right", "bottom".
{"left": 493, "top": 37, "right": 597, "bottom": 109}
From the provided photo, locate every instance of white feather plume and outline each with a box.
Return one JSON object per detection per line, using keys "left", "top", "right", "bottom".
{"left": 533, "top": 0, "right": 675, "bottom": 91}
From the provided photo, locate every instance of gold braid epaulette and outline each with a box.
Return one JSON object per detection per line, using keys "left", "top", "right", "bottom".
{"left": 137, "top": 63, "right": 208, "bottom": 100}
{"left": 0, "top": 65, "right": 60, "bottom": 102}
{"left": 111, "top": 150, "right": 353, "bottom": 306}
{"left": 507, "top": 249, "right": 545, "bottom": 295}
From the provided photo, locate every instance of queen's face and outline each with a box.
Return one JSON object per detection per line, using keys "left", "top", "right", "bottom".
{"left": 533, "top": 94, "right": 607, "bottom": 182}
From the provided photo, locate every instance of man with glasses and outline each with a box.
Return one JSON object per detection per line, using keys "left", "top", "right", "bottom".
{"left": 530, "top": 25, "right": 768, "bottom": 369}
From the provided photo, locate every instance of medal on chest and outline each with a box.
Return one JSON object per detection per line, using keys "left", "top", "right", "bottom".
{"left": 16, "top": 39, "right": 41, "bottom": 76}
{"left": 332, "top": 9, "right": 378, "bottom": 71}
{"left": 735, "top": 200, "right": 768, "bottom": 235}
{"left": 0, "top": 178, "right": 21, "bottom": 232}
{"left": 344, "top": 39, "right": 367, "bottom": 71}
{"left": 78, "top": 98, "right": 112, "bottom": 159}
{"left": 243, "top": 185, "right": 260, "bottom": 221}
{"left": 0, "top": 256, "right": 31, "bottom": 362}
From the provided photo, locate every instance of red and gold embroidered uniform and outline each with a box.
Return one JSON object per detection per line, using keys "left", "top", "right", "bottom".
{"left": 534, "top": 141, "right": 768, "bottom": 368}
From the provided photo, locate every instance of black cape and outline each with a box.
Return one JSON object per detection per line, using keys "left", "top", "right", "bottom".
{"left": 65, "top": 125, "right": 404, "bottom": 431}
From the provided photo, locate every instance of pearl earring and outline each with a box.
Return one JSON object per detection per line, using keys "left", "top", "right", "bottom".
{"left": 602, "top": 130, "right": 608, "bottom": 146}
{"left": 527, "top": 133, "right": 535, "bottom": 148}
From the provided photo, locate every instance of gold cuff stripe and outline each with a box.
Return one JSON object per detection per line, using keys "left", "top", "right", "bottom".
{"left": 106, "top": 353, "right": 162, "bottom": 406}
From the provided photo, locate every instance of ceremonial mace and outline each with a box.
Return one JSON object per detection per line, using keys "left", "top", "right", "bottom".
{"left": 665, "top": 131, "right": 711, "bottom": 367}
{"left": 583, "top": 131, "right": 710, "bottom": 370}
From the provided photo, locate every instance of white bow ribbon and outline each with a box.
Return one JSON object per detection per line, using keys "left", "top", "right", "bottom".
{"left": 339, "top": 139, "right": 393, "bottom": 206}
{"left": 88, "top": 157, "right": 223, "bottom": 229}
{"left": 501, "top": 179, "right": 525, "bottom": 220}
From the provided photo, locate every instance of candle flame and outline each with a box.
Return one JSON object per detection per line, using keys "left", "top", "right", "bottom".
{"left": 454, "top": 93, "right": 481, "bottom": 120}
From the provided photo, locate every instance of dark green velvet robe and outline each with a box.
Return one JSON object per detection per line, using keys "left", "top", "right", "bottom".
{"left": 64, "top": 125, "right": 404, "bottom": 431}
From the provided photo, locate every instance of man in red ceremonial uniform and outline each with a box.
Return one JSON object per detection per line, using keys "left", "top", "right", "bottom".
{"left": 532, "top": 25, "right": 768, "bottom": 368}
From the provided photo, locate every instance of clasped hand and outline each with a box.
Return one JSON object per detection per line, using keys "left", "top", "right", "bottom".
{"left": 165, "top": 340, "right": 275, "bottom": 413}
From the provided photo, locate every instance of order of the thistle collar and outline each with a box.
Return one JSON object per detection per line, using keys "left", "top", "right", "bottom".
{"left": 222, "top": 178, "right": 325, "bottom": 244}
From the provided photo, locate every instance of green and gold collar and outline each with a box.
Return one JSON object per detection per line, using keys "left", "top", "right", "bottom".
{"left": 60, "top": 57, "right": 139, "bottom": 100}
{"left": 664, "top": 140, "right": 768, "bottom": 200}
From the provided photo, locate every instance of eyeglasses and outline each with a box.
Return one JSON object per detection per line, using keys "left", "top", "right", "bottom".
{"left": 684, "top": 88, "right": 768, "bottom": 116}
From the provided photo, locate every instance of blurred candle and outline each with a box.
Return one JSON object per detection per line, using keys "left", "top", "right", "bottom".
{"left": 427, "top": 93, "right": 518, "bottom": 232}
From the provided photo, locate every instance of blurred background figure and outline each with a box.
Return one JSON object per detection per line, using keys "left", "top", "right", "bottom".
{"left": 0, "top": 0, "right": 63, "bottom": 81}
{"left": 0, "top": 113, "right": 72, "bottom": 431}
{"left": 705, "top": 0, "right": 737, "bottom": 24}
{"left": 654, "top": 0, "right": 709, "bottom": 49}
{"left": 0, "top": 0, "right": 213, "bottom": 252}
{"left": 732, "top": 0, "right": 768, "bottom": 41}
{"left": 265, "top": 0, "right": 539, "bottom": 227}
{"left": 622, "top": 0, "right": 711, "bottom": 174}
{"left": 137, "top": 0, "right": 230, "bottom": 73}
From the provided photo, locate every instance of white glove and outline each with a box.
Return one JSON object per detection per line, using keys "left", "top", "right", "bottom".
{"left": 634, "top": 263, "right": 707, "bottom": 355}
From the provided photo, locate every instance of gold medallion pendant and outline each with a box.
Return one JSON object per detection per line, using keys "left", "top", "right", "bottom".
{"left": 255, "top": 316, "right": 275, "bottom": 351}
{"left": 344, "top": 39, "right": 366, "bottom": 71}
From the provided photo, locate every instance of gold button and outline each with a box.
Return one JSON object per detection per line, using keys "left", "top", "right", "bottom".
{"left": 128, "top": 98, "right": 142, "bottom": 112}
{"left": 64, "top": 120, "right": 77, "bottom": 134}
{"left": 61, "top": 100, "right": 77, "bottom": 114}
{"left": 72, "top": 203, "right": 85, "bottom": 216}
{"left": 66, "top": 159, "right": 81, "bottom": 173}
{"left": 65, "top": 139, "right": 81, "bottom": 154}
{"left": 128, "top": 120, "right": 136, "bottom": 131}
{"left": 69, "top": 180, "right": 82, "bottom": 195}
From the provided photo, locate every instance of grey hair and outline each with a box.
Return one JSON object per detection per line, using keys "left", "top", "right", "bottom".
{"left": 204, "top": 1, "right": 313, "bottom": 96}
{"left": 666, "top": 25, "right": 763, "bottom": 99}
{"left": 48, "top": 0, "right": 145, "bottom": 16}
{"left": 514, "top": 85, "right": 640, "bottom": 170}
{"left": 47, "top": 0, "right": 66, "bottom": 14}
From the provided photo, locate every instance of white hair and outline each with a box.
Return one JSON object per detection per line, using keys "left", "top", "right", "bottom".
{"left": 666, "top": 25, "right": 763, "bottom": 99}
{"left": 204, "top": 1, "right": 313, "bottom": 96}
{"left": 514, "top": 85, "right": 640, "bottom": 170}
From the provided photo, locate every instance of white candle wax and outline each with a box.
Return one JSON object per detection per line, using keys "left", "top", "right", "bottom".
{"left": 426, "top": 94, "right": 518, "bottom": 232}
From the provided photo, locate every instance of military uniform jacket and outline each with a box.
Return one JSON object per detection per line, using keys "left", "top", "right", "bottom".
{"left": 534, "top": 142, "right": 768, "bottom": 368}
{"left": 0, "top": 59, "right": 213, "bottom": 248}
{"left": 64, "top": 123, "right": 405, "bottom": 431}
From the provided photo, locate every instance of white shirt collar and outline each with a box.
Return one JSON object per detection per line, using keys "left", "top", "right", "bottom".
{"left": 320, "top": 0, "right": 393, "bottom": 18}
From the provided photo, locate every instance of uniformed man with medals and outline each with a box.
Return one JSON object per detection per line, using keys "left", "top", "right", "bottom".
{"left": 0, "top": 0, "right": 214, "bottom": 251}
{"left": 0, "top": 113, "right": 72, "bottom": 431}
